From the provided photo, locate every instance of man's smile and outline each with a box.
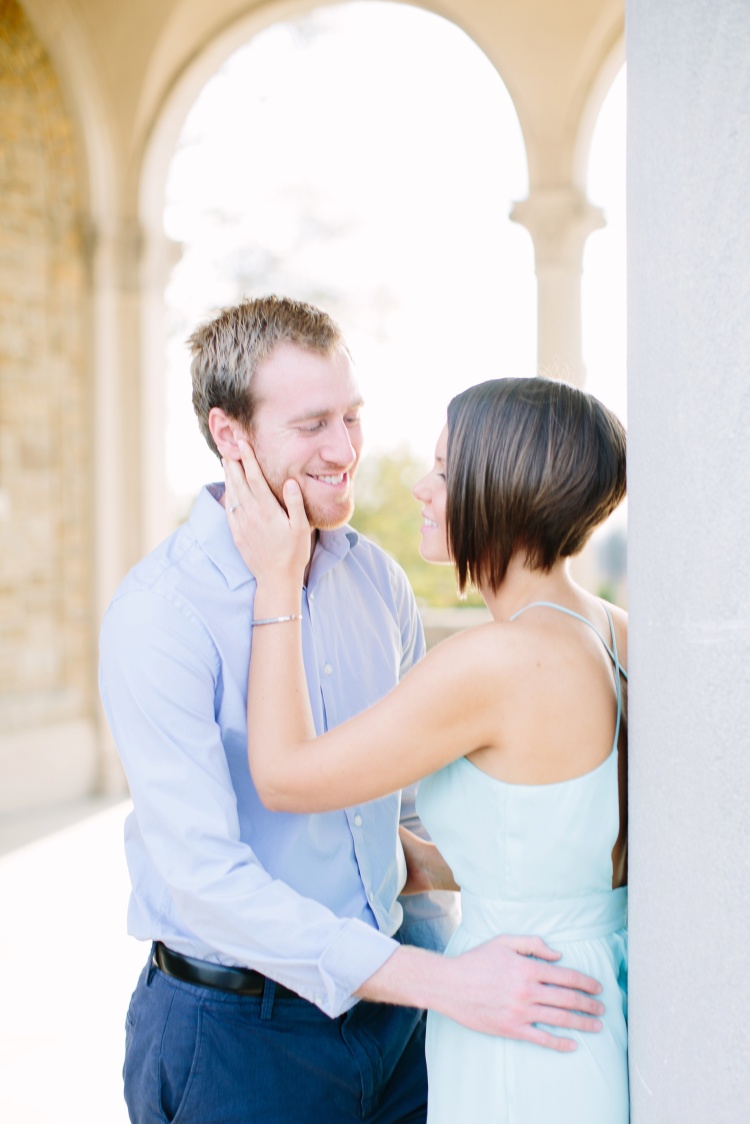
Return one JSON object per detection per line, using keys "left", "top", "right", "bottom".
{"left": 307, "top": 471, "right": 349, "bottom": 487}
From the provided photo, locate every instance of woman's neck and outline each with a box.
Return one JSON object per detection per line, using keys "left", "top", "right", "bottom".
{"left": 480, "top": 556, "right": 579, "bottom": 622}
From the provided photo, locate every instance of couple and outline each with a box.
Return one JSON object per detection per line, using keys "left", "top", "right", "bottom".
{"left": 100, "top": 295, "right": 628, "bottom": 1124}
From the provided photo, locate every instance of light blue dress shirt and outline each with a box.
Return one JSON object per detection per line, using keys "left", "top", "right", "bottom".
{"left": 100, "top": 484, "right": 456, "bottom": 1017}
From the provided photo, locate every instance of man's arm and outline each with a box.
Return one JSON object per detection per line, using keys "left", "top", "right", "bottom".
{"left": 99, "top": 589, "right": 397, "bottom": 1017}
{"left": 358, "top": 939, "right": 605, "bottom": 1052}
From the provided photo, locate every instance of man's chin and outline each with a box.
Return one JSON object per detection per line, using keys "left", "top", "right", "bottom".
{"left": 303, "top": 496, "right": 355, "bottom": 532}
{"left": 264, "top": 475, "right": 354, "bottom": 531}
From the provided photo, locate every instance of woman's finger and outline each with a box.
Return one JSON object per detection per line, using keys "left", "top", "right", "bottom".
{"left": 237, "top": 439, "right": 274, "bottom": 497}
{"left": 282, "top": 479, "right": 310, "bottom": 534}
{"left": 224, "top": 456, "right": 251, "bottom": 508}
{"left": 226, "top": 441, "right": 283, "bottom": 518}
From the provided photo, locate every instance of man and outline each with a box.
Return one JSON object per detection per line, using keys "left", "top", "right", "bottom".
{"left": 100, "top": 296, "right": 604, "bottom": 1124}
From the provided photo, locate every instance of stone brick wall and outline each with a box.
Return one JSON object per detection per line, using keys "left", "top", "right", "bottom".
{"left": 0, "top": 2, "right": 92, "bottom": 757}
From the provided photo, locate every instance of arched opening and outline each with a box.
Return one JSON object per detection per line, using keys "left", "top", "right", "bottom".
{"left": 147, "top": 3, "right": 535, "bottom": 560}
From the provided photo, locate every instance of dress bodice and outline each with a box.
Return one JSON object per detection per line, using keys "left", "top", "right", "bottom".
{"left": 418, "top": 602, "right": 629, "bottom": 1124}
{"left": 417, "top": 601, "right": 627, "bottom": 924}
{"left": 418, "top": 747, "right": 620, "bottom": 904}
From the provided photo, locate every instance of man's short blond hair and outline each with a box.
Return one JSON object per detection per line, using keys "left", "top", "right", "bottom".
{"left": 188, "top": 295, "right": 346, "bottom": 458}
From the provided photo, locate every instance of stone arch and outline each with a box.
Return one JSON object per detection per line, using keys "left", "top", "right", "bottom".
{"left": 136, "top": 0, "right": 533, "bottom": 262}
{"left": 135, "top": 0, "right": 532, "bottom": 546}
{"left": 135, "top": 0, "right": 529, "bottom": 219}
{"left": 0, "top": 0, "right": 97, "bottom": 805}
{"left": 573, "top": 32, "right": 626, "bottom": 194}
{"left": 132, "top": 0, "right": 625, "bottom": 539}
{"left": 19, "top": 0, "right": 116, "bottom": 220}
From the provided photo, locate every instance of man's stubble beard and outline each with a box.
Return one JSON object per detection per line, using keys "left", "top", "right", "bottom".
{"left": 299, "top": 483, "right": 356, "bottom": 531}
{"left": 259, "top": 462, "right": 356, "bottom": 532}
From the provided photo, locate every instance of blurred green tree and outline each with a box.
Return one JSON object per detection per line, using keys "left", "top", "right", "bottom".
{"left": 350, "top": 449, "right": 484, "bottom": 608}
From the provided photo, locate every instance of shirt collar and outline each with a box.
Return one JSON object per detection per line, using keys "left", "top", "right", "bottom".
{"left": 308, "top": 525, "right": 359, "bottom": 591}
{"left": 189, "top": 483, "right": 256, "bottom": 591}
{"left": 188, "top": 483, "right": 360, "bottom": 592}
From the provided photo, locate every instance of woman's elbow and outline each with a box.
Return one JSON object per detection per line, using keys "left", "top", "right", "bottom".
{"left": 252, "top": 769, "right": 286, "bottom": 812}
{"left": 252, "top": 768, "right": 306, "bottom": 813}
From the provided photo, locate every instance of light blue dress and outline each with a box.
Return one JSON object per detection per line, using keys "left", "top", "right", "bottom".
{"left": 417, "top": 603, "right": 629, "bottom": 1123}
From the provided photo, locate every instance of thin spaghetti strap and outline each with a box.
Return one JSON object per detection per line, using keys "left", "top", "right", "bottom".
{"left": 509, "top": 600, "right": 626, "bottom": 752}
{"left": 510, "top": 601, "right": 628, "bottom": 681}
{"left": 604, "top": 606, "right": 623, "bottom": 751}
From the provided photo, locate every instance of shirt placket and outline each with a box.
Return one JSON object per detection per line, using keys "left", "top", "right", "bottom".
{"left": 307, "top": 580, "right": 380, "bottom": 928}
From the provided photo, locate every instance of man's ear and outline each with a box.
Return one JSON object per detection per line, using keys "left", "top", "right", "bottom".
{"left": 208, "top": 408, "right": 249, "bottom": 462}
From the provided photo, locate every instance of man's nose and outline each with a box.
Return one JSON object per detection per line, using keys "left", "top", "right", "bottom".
{"left": 321, "top": 419, "right": 357, "bottom": 465}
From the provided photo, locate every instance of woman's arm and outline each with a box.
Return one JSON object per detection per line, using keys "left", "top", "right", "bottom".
{"left": 249, "top": 581, "right": 498, "bottom": 811}
{"left": 225, "top": 448, "right": 501, "bottom": 813}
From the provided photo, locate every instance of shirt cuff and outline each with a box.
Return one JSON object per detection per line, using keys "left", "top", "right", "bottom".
{"left": 279, "top": 919, "right": 399, "bottom": 1018}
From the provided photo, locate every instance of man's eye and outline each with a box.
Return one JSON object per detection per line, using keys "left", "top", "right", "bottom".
{"left": 299, "top": 422, "right": 324, "bottom": 433}
{"left": 345, "top": 415, "right": 361, "bottom": 427}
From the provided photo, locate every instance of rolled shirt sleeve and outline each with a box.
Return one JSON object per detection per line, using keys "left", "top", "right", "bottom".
{"left": 100, "top": 588, "right": 397, "bottom": 1017}
{"left": 99, "top": 488, "right": 455, "bottom": 1017}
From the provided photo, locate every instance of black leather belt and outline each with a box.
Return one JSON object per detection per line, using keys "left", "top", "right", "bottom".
{"left": 153, "top": 942, "right": 300, "bottom": 999}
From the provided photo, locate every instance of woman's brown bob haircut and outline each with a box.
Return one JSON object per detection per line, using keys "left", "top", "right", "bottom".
{"left": 446, "top": 377, "right": 627, "bottom": 595}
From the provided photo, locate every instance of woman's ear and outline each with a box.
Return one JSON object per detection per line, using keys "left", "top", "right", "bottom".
{"left": 208, "top": 408, "right": 248, "bottom": 461}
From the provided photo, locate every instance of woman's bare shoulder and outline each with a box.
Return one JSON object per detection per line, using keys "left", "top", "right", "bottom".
{"left": 603, "top": 600, "right": 627, "bottom": 624}
{"left": 421, "top": 616, "right": 540, "bottom": 687}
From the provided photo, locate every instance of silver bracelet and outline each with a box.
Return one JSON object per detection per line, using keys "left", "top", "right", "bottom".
{"left": 250, "top": 614, "right": 303, "bottom": 627}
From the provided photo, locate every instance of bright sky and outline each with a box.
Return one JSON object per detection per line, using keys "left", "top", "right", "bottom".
{"left": 163, "top": 1, "right": 625, "bottom": 516}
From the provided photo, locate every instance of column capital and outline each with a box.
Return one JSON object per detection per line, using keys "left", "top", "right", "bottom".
{"left": 510, "top": 187, "right": 605, "bottom": 270}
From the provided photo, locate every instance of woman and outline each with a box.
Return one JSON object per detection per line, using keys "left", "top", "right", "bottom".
{"left": 226, "top": 377, "right": 628, "bottom": 1123}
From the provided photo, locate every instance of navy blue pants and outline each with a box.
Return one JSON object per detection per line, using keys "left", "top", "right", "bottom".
{"left": 123, "top": 953, "right": 428, "bottom": 1123}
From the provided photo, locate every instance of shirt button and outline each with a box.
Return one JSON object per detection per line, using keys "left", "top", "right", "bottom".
{"left": 353, "top": 814, "right": 363, "bottom": 827}
{"left": 368, "top": 891, "right": 375, "bottom": 903}
{"left": 323, "top": 663, "right": 333, "bottom": 675}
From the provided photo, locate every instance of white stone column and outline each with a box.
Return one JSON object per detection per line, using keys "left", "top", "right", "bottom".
{"left": 627, "top": 2, "right": 750, "bottom": 1120}
{"left": 91, "top": 217, "right": 144, "bottom": 794}
{"left": 510, "top": 187, "right": 604, "bottom": 384}
{"left": 140, "top": 229, "right": 182, "bottom": 552}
